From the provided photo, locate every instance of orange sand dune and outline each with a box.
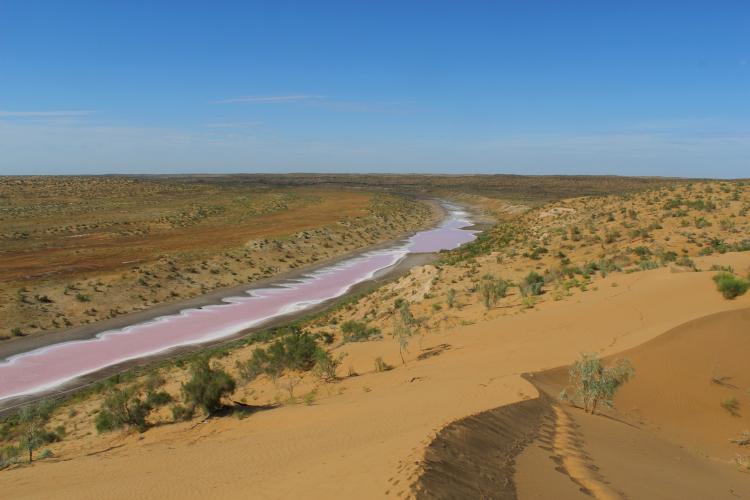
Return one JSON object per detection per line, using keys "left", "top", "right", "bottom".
{"left": 516, "top": 305, "right": 750, "bottom": 500}
{"left": 614, "top": 307, "right": 750, "bottom": 458}
{"left": 2, "top": 253, "right": 750, "bottom": 499}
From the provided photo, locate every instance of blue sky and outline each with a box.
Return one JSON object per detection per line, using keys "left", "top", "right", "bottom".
{"left": 1, "top": 1, "right": 748, "bottom": 177}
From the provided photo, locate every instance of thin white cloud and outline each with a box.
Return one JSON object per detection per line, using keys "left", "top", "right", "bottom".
{"left": 204, "top": 121, "right": 263, "bottom": 128}
{"left": 214, "top": 95, "right": 319, "bottom": 104}
{"left": 0, "top": 110, "right": 94, "bottom": 118}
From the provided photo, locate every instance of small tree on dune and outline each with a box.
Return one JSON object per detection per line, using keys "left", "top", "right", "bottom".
{"left": 559, "top": 353, "right": 635, "bottom": 414}
{"left": 18, "top": 399, "right": 55, "bottom": 463}
{"left": 391, "top": 302, "right": 416, "bottom": 365}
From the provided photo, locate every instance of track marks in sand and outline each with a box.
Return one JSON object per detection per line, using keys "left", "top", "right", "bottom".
{"left": 544, "top": 406, "right": 622, "bottom": 500}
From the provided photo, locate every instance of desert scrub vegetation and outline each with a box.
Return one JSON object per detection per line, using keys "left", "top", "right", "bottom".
{"left": 0, "top": 399, "right": 62, "bottom": 466}
{"left": 479, "top": 274, "right": 508, "bottom": 309}
{"left": 391, "top": 302, "right": 417, "bottom": 364}
{"left": 520, "top": 271, "right": 545, "bottom": 297}
{"left": 0, "top": 176, "right": 436, "bottom": 340}
{"left": 340, "top": 320, "right": 380, "bottom": 342}
{"left": 181, "top": 357, "right": 237, "bottom": 415}
{"left": 95, "top": 386, "right": 152, "bottom": 433}
{"left": 236, "top": 327, "right": 334, "bottom": 383}
{"left": 559, "top": 353, "right": 635, "bottom": 414}
{"left": 713, "top": 272, "right": 750, "bottom": 299}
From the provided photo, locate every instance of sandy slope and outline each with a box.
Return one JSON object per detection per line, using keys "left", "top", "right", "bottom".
{"left": 2, "top": 250, "right": 749, "bottom": 498}
{"left": 515, "top": 403, "right": 750, "bottom": 500}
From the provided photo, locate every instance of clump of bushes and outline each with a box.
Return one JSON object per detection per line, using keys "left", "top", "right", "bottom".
{"left": 713, "top": 272, "right": 750, "bottom": 299}
{"left": 236, "top": 327, "right": 321, "bottom": 382}
{"left": 559, "top": 353, "right": 634, "bottom": 414}
{"left": 340, "top": 320, "right": 380, "bottom": 342}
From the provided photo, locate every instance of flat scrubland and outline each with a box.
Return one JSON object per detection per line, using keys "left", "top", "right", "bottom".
{"left": 0, "top": 176, "right": 435, "bottom": 341}
{"left": 159, "top": 172, "right": 682, "bottom": 206}
{"left": 2, "top": 177, "right": 750, "bottom": 499}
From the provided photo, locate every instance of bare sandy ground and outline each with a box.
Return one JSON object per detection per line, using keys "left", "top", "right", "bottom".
{"left": 2, "top": 248, "right": 749, "bottom": 498}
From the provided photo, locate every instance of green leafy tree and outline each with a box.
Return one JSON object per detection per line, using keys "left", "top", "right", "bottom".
{"left": 560, "top": 353, "right": 635, "bottom": 414}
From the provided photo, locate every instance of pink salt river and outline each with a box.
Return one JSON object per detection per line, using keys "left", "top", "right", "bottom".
{"left": 0, "top": 205, "right": 476, "bottom": 401}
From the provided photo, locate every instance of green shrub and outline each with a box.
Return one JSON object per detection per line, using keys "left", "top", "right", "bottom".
{"left": 313, "top": 349, "right": 345, "bottom": 382}
{"left": 236, "top": 328, "right": 320, "bottom": 382}
{"left": 446, "top": 289, "right": 456, "bottom": 308}
{"left": 340, "top": 320, "right": 380, "bottom": 342}
{"left": 94, "top": 410, "right": 116, "bottom": 433}
{"left": 95, "top": 387, "right": 150, "bottom": 433}
{"left": 713, "top": 272, "right": 750, "bottom": 299}
{"left": 277, "top": 328, "right": 319, "bottom": 371}
{"left": 479, "top": 275, "right": 508, "bottom": 309}
{"left": 520, "top": 271, "right": 544, "bottom": 297}
{"left": 182, "top": 357, "right": 236, "bottom": 415}
{"left": 559, "top": 353, "right": 634, "bottom": 414}
{"left": 721, "top": 397, "right": 740, "bottom": 416}
{"left": 171, "top": 404, "right": 195, "bottom": 422}
{"left": 146, "top": 390, "right": 173, "bottom": 407}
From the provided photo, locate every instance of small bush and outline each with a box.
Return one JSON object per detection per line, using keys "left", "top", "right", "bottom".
{"left": 446, "top": 289, "right": 456, "bottom": 308}
{"left": 721, "top": 397, "right": 741, "bottom": 416}
{"left": 313, "top": 349, "right": 345, "bottom": 381}
{"left": 374, "top": 357, "right": 391, "bottom": 372}
{"left": 520, "top": 271, "right": 544, "bottom": 297}
{"left": 713, "top": 272, "right": 750, "bottom": 299}
{"left": 236, "top": 328, "right": 320, "bottom": 382}
{"left": 146, "top": 391, "right": 173, "bottom": 407}
{"left": 95, "top": 387, "right": 150, "bottom": 433}
{"left": 479, "top": 275, "right": 508, "bottom": 309}
{"left": 341, "top": 320, "right": 380, "bottom": 342}
{"left": 171, "top": 404, "right": 195, "bottom": 422}
{"left": 182, "top": 357, "right": 236, "bottom": 415}
{"left": 559, "top": 353, "right": 634, "bottom": 414}
{"left": 730, "top": 430, "right": 750, "bottom": 446}
{"left": 94, "top": 410, "right": 116, "bottom": 433}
